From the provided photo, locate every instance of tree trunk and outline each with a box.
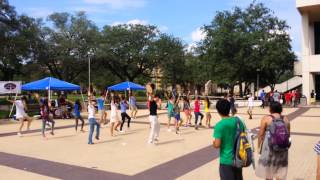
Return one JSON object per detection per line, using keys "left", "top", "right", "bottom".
{"left": 230, "top": 84, "right": 235, "bottom": 95}
{"left": 239, "top": 81, "right": 243, "bottom": 97}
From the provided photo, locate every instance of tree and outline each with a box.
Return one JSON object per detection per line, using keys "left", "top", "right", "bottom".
{"left": 0, "top": 0, "right": 40, "bottom": 80}
{"left": 34, "top": 12, "right": 99, "bottom": 83}
{"left": 200, "top": 3, "right": 296, "bottom": 95}
{"left": 154, "top": 34, "right": 187, "bottom": 87}
{"left": 96, "top": 24, "right": 160, "bottom": 82}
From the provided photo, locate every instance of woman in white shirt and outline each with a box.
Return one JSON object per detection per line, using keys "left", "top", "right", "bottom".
{"left": 8, "top": 96, "right": 33, "bottom": 137}
{"left": 110, "top": 98, "right": 121, "bottom": 136}
{"left": 88, "top": 98, "right": 100, "bottom": 144}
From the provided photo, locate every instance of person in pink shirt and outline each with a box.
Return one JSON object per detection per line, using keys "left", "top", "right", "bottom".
{"left": 194, "top": 96, "right": 204, "bottom": 130}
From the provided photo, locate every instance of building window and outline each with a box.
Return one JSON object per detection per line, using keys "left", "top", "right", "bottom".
{"left": 315, "top": 22, "right": 320, "bottom": 55}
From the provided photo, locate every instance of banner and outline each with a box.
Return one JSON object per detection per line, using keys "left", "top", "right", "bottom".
{"left": 0, "top": 81, "right": 21, "bottom": 94}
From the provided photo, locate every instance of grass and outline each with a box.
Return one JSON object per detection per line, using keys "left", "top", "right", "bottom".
{"left": 0, "top": 110, "right": 9, "bottom": 119}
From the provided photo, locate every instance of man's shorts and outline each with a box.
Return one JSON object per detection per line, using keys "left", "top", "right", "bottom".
{"left": 168, "top": 112, "right": 175, "bottom": 118}
{"left": 175, "top": 114, "right": 181, "bottom": 121}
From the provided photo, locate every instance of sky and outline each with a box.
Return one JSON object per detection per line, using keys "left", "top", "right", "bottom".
{"left": 9, "top": 0, "right": 301, "bottom": 57}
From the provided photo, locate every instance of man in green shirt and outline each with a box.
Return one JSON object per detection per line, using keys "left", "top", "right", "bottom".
{"left": 213, "top": 99, "right": 244, "bottom": 180}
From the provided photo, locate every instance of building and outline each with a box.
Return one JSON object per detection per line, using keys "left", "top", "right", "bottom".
{"left": 297, "top": 0, "right": 320, "bottom": 103}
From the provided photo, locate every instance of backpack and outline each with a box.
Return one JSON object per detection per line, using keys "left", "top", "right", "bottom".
{"left": 233, "top": 117, "right": 253, "bottom": 168}
{"left": 268, "top": 115, "right": 291, "bottom": 151}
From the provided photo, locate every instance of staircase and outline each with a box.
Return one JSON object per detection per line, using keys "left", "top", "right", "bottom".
{"left": 261, "top": 76, "right": 302, "bottom": 93}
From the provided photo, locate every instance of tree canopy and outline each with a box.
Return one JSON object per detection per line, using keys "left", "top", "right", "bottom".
{"left": 199, "top": 3, "right": 296, "bottom": 94}
{"left": 0, "top": 1, "right": 296, "bottom": 95}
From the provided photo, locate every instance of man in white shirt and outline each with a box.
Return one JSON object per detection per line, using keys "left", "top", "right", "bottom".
{"left": 247, "top": 94, "right": 254, "bottom": 119}
{"left": 8, "top": 96, "right": 33, "bottom": 137}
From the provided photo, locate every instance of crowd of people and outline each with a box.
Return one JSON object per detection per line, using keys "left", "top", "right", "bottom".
{"left": 258, "top": 89, "right": 301, "bottom": 108}
{"left": 6, "top": 88, "right": 320, "bottom": 180}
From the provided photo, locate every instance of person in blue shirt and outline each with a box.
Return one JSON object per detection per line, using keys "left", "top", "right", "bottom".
{"left": 259, "top": 90, "right": 266, "bottom": 109}
{"left": 74, "top": 99, "right": 84, "bottom": 132}
{"left": 129, "top": 92, "right": 138, "bottom": 119}
{"left": 120, "top": 96, "right": 131, "bottom": 132}
{"left": 97, "top": 91, "right": 107, "bottom": 125}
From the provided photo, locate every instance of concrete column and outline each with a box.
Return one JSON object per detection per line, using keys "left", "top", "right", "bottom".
{"left": 303, "top": 72, "right": 311, "bottom": 103}
{"left": 301, "top": 13, "right": 310, "bottom": 56}
{"left": 301, "top": 13, "right": 312, "bottom": 104}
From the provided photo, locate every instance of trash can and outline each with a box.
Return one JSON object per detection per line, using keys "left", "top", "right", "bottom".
{"left": 300, "top": 96, "right": 307, "bottom": 106}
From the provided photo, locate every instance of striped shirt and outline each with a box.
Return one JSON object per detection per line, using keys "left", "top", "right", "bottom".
{"left": 315, "top": 142, "right": 320, "bottom": 154}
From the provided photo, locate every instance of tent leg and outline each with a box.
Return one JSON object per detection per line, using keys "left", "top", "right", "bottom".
{"left": 48, "top": 89, "right": 51, "bottom": 101}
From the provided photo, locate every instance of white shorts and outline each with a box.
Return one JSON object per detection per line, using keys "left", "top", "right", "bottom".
{"left": 110, "top": 115, "right": 119, "bottom": 123}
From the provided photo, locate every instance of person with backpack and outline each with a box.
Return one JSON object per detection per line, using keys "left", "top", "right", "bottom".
{"left": 314, "top": 141, "right": 320, "bottom": 180}
{"left": 315, "top": 142, "right": 320, "bottom": 180}
{"left": 213, "top": 99, "right": 247, "bottom": 180}
{"left": 256, "top": 102, "right": 291, "bottom": 180}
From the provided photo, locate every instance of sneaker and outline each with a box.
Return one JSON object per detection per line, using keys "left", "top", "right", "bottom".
{"left": 95, "top": 137, "right": 100, "bottom": 140}
{"left": 17, "top": 132, "right": 22, "bottom": 137}
{"left": 154, "top": 138, "right": 159, "bottom": 142}
{"left": 176, "top": 130, "right": 180, "bottom": 135}
{"left": 120, "top": 130, "right": 125, "bottom": 133}
{"left": 88, "top": 142, "right": 94, "bottom": 145}
{"left": 147, "top": 141, "right": 153, "bottom": 144}
{"left": 50, "top": 132, "right": 54, "bottom": 136}
{"left": 195, "top": 126, "right": 199, "bottom": 130}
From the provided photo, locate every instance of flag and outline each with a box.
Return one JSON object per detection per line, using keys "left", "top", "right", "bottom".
{"left": 0, "top": 81, "right": 21, "bottom": 94}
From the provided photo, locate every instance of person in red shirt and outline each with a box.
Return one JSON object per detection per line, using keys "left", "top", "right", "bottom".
{"left": 285, "top": 92, "right": 292, "bottom": 106}
{"left": 194, "top": 96, "right": 204, "bottom": 130}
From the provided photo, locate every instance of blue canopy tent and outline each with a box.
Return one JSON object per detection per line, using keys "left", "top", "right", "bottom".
{"left": 9, "top": 77, "right": 82, "bottom": 117}
{"left": 22, "top": 77, "right": 81, "bottom": 100}
{"left": 107, "top": 81, "right": 145, "bottom": 91}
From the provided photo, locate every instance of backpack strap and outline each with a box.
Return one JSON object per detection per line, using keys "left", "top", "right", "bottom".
{"left": 235, "top": 117, "right": 245, "bottom": 133}
{"left": 269, "top": 115, "right": 275, "bottom": 121}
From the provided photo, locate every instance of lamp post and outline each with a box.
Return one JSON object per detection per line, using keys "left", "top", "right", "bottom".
{"left": 87, "top": 49, "right": 95, "bottom": 93}
{"left": 256, "top": 68, "right": 261, "bottom": 97}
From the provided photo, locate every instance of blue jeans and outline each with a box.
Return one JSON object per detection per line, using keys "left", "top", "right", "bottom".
{"left": 88, "top": 118, "right": 100, "bottom": 144}
{"left": 194, "top": 112, "right": 204, "bottom": 125}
